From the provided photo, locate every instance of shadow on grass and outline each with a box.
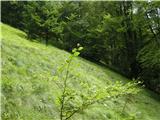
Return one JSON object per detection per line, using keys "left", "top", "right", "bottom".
{"left": 145, "top": 89, "right": 160, "bottom": 102}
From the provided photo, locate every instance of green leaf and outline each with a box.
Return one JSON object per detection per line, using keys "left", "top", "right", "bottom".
{"left": 78, "top": 47, "right": 83, "bottom": 51}
{"left": 72, "top": 48, "right": 77, "bottom": 53}
{"left": 74, "top": 52, "right": 80, "bottom": 56}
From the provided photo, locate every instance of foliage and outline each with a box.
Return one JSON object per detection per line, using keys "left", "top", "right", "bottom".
{"left": 52, "top": 46, "right": 140, "bottom": 120}
{"left": 137, "top": 42, "right": 160, "bottom": 93}
{"left": 1, "top": 23, "right": 160, "bottom": 120}
{"left": 1, "top": 1, "right": 160, "bottom": 93}
{"left": 2, "top": 1, "right": 160, "bottom": 93}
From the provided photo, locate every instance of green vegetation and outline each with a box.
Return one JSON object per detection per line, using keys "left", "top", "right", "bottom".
{"left": 2, "top": 24, "right": 160, "bottom": 120}
{"left": 2, "top": 1, "right": 160, "bottom": 93}
{"left": 51, "top": 45, "right": 139, "bottom": 120}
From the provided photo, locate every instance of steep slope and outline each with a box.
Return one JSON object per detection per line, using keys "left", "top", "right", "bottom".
{"left": 1, "top": 23, "right": 160, "bottom": 120}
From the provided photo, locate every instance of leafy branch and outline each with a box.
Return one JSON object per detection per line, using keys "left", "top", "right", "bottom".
{"left": 52, "top": 45, "right": 140, "bottom": 120}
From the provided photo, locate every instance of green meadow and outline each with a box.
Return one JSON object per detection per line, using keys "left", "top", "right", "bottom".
{"left": 1, "top": 23, "right": 160, "bottom": 120}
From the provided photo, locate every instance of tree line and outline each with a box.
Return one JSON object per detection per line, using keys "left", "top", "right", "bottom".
{"left": 1, "top": 1, "right": 160, "bottom": 93}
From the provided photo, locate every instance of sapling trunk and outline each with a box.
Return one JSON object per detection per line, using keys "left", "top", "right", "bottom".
{"left": 122, "top": 99, "right": 128, "bottom": 113}
{"left": 60, "top": 58, "right": 72, "bottom": 120}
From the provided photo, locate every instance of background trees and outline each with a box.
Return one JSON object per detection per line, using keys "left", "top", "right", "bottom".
{"left": 1, "top": 1, "right": 160, "bottom": 93}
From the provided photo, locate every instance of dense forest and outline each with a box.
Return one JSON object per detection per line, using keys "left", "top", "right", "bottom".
{"left": 2, "top": 1, "right": 160, "bottom": 93}
{"left": 2, "top": 1, "right": 160, "bottom": 92}
{"left": 1, "top": 1, "right": 160, "bottom": 120}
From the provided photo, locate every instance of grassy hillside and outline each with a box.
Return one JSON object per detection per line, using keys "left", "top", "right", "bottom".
{"left": 1, "top": 23, "right": 160, "bottom": 120}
